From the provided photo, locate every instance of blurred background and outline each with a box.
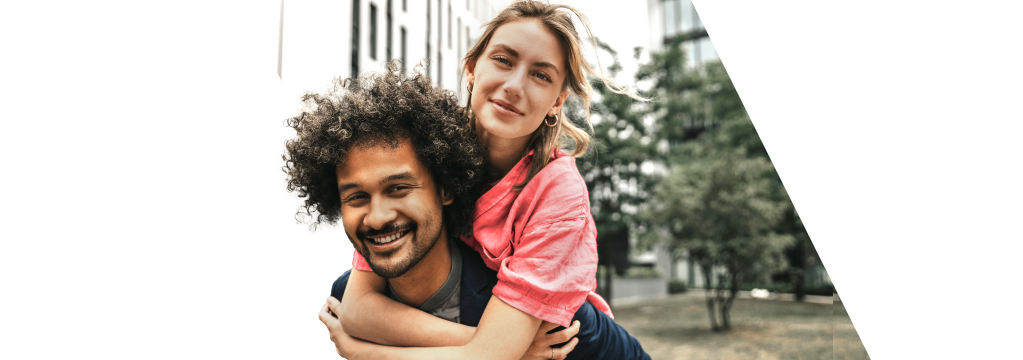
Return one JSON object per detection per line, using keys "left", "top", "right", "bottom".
{"left": 277, "top": 0, "right": 861, "bottom": 358}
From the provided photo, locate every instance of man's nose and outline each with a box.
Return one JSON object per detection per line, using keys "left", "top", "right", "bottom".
{"left": 365, "top": 198, "right": 397, "bottom": 229}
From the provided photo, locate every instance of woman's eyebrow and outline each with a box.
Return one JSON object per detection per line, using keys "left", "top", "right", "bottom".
{"left": 493, "top": 43, "right": 561, "bottom": 75}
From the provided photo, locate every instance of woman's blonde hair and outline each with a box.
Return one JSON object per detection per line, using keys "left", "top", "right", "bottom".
{"left": 463, "top": 0, "right": 643, "bottom": 190}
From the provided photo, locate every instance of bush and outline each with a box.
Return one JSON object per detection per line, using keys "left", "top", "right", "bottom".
{"left": 804, "top": 284, "right": 835, "bottom": 297}
{"left": 668, "top": 278, "right": 688, "bottom": 294}
{"left": 623, "top": 266, "right": 663, "bottom": 279}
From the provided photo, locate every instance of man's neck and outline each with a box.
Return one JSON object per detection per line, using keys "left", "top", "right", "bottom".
{"left": 387, "top": 234, "right": 453, "bottom": 308}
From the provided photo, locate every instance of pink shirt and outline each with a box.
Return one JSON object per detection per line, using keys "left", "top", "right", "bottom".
{"left": 352, "top": 149, "right": 611, "bottom": 326}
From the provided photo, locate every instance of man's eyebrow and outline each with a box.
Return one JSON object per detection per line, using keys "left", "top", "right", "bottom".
{"left": 380, "top": 171, "right": 417, "bottom": 185}
{"left": 338, "top": 182, "right": 360, "bottom": 194}
{"left": 494, "top": 43, "right": 560, "bottom": 75}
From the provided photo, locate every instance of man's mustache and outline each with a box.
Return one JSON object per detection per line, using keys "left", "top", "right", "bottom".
{"left": 356, "top": 222, "right": 416, "bottom": 239}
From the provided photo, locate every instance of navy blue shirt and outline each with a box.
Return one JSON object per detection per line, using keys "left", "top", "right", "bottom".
{"left": 331, "top": 240, "right": 650, "bottom": 360}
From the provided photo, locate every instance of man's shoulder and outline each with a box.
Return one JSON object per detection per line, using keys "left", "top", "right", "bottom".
{"left": 454, "top": 239, "right": 497, "bottom": 292}
{"left": 330, "top": 269, "right": 353, "bottom": 301}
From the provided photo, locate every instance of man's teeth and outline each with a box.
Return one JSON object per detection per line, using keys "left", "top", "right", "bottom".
{"left": 372, "top": 231, "right": 406, "bottom": 244}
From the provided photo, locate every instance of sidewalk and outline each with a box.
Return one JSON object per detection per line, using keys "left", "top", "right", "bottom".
{"left": 614, "top": 288, "right": 835, "bottom": 308}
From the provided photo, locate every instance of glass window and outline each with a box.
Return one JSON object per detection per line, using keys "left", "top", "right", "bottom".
{"left": 386, "top": 0, "right": 393, "bottom": 61}
{"left": 370, "top": 4, "right": 377, "bottom": 60}
{"left": 351, "top": 0, "right": 360, "bottom": 77}
{"left": 401, "top": 26, "right": 407, "bottom": 73}
{"left": 663, "top": 0, "right": 678, "bottom": 37}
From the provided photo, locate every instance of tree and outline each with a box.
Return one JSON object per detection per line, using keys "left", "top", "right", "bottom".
{"left": 644, "top": 118, "right": 794, "bottom": 331}
{"left": 568, "top": 39, "right": 659, "bottom": 302}
{"left": 635, "top": 38, "right": 808, "bottom": 331}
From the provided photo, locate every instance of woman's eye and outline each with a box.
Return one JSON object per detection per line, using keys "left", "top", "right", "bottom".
{"left": 493, "top": 56, "right": 511, "bottom": 65}
{"left": 534, "top": 72, "right": 552, "bottom": 83}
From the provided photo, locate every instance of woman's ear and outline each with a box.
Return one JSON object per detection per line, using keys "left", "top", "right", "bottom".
{"left": 548, "top": 91, "right": 570, "bottom": 117}
{"left": 465, "top": 57, "right": 478, "bottom": 81}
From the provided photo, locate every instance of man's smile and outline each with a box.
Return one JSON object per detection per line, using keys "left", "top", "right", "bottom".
{"left": 367, "top": 230, "right": 410, "bottom": 245}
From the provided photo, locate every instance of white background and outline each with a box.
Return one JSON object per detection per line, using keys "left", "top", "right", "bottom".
{"left": 2, "top": 0, "right": 1020, "bottom": 359}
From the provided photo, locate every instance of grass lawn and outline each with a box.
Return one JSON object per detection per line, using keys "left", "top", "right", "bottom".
{"left": 612, "top": 292, "right": 870, "bottom": 359}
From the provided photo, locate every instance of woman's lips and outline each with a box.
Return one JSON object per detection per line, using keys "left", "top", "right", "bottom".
{"left": 490, "top": 99, "right": 522, "bottom": 115}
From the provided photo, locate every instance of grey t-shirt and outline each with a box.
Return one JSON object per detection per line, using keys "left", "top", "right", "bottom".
{"left": 385, "top": 238, "right": 462, "bottom": 323}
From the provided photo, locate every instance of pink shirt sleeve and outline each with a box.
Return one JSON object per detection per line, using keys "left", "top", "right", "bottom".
{"left": 482, "top": 156, "right": 600, "bottom": 326}
{"left": 351, "top": 251, "right": 372, "bottom": 271}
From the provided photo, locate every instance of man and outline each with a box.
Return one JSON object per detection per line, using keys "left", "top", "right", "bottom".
{"left": 283, "top": 65, "right": 649, "bottom": 359}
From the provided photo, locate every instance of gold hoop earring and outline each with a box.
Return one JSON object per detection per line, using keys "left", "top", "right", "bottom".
{"left": 544, "top": 114, "right": 559, "bottom": 127}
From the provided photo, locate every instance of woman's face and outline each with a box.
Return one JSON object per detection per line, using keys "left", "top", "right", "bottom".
{"left": 467, "top": 19, "right": 570, "bottom": 144}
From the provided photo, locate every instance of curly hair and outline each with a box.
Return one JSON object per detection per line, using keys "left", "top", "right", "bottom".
{"left": 282, "top": 62, "right": 485, "bottom": 238}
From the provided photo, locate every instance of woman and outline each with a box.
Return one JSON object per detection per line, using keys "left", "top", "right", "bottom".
{"left": 328, "top": 1, "right": 646, "bottom": 359}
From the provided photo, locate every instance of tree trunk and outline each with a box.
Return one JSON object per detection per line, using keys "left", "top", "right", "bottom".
{"left": 793, "top": 236, "right": 806, "bottom": 302}
{"left": 720, "top": 272, "right": 740, "bottom": 331}
{"left": 701, "top": 263, "right": 719, "bottom": 331}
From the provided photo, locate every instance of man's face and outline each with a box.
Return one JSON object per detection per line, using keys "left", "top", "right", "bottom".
{"left": 335, "top": 138, "right": 453, "bottom": 278}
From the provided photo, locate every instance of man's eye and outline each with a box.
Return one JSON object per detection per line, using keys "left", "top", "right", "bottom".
{"left": 390, "top": 184, "right": 418, "bottom": 194}
{"left": 343, "top": 194, "right": 368, "bottom": 203}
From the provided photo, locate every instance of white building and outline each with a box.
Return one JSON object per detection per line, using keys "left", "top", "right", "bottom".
{"left": 279, "top": 0, "right": 499, "bottom": 102}
{"left": 646, "top": 0, "right": 717, "bottom": 67}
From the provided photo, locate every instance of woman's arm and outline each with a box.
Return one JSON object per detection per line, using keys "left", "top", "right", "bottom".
{"left": 328, "top": 295, "right": 563, "bottom": 360}
{"left": 337, "top": 268, "right": 475, "bottom": 347}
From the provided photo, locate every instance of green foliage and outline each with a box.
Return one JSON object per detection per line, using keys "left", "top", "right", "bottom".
{"left": 632, "top": 38, "right": 810, "bottom": 330}
{"left": 668, "top": 278, "right": 689, "bottom": 294}
{"left": 572, "top": 39, "right": 658, "bottom": 237}
{"left": 622, "top": 266, "right": 663, "bottom": 279}
{"left": 647, "top": 131, "right": 795, "bottom": 283}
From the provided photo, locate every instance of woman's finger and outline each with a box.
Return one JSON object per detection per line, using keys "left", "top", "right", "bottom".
{"left": 552, "top": 337, "right": 579, "bottom": 360}
{"left": 318, "top": 302, "right": 334, "bottom": 325}
{"left": 538, "top": 320, "right": 561, "bottom": 334}
{"left": 548, "top": 320, "right": 580, "bottom": 345}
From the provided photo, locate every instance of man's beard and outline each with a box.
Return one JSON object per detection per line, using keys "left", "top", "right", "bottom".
{"left": 356, "top": 221, "right": 441, "bottom": 279}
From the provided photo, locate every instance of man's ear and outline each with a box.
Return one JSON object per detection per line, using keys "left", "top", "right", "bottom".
{"left": 440, "top": 187, "right": 454, "bottom": 206}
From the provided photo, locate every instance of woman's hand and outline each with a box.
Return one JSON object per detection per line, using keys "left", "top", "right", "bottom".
{"left": 319, "top": 298, "right": 368, "bottom": 359}
{"left": 520, "top": 320, "right": 580, "bottom": 360}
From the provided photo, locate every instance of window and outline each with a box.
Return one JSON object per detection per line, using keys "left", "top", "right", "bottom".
{"left": 369, "top": 3, "right": 377, "bottom": 60}
{"left": 426, "top": 0, "right": 431, "bottom": 76}
{"left": 386, "top": 0, "right": 393, "bottom": 61}
{"left": 663, "top": 0, "right": 678, "bottom": 36}
{"left": 401, "top": 26, "right": 407, "bottom": 73}
{"left": 351, "top": 0, "right": 360, "bottom": 78}
{"left": 447, "top": 2, "right": 452, "bottom": 49}
{"left": 437, "top": 0, "right": 442, "bottom": 81}
{"left": 437, "top": 0, "right": 442, "bottom": 47}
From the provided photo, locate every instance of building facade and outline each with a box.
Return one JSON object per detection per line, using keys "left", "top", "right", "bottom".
{"left": 280, "top": 0, "right": 498, "bottom": 101}
{"left": 646, "top": 0, "right": 717, "bottom": 67}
